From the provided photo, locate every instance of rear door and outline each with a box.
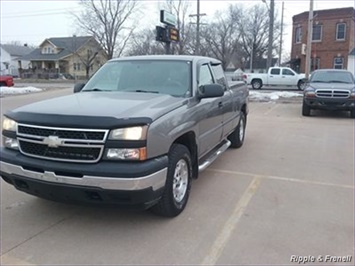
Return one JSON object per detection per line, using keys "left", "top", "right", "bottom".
{"left": 210, "top": 63, "right": 237, "bottom": 138}
{"left": 268, "top": 68, "right": 283, "bottom": 85}
{"left": 197, "top": 63, "right": 224, "bottom": 157}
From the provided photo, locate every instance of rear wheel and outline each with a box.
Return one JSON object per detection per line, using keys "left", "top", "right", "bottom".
{"left": 151, "top": 144, "right": 192, "bottom": 217}
{"left": 228, "top": 113, "right": 246, "bottom": 148}
{"left": 297, "top": 80, "right": 305, "bottom": 90}
{"left": 302, "top": 101, "right": 311, "bottom": 116}
{"left": 251, "top": 79, "right": 262, "bottom": 90}
{"left": 0, "top": 82, "right": 6, "bottom": 87}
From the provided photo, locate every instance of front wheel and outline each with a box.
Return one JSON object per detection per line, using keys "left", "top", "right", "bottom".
{"left": 228, "top": 112, "right": 246, "bottom": 148}
{"left": 151, "top": 144, "right": 192, "bottom": 217}
{"left": 302, "top": 101, "right": 311, "bottom": 116}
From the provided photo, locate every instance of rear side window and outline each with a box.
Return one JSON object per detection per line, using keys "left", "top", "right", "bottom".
{"left": 270, "top": 68, "right": 281, "bottom": 75}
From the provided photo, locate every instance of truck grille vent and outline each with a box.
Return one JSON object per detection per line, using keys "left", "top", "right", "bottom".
{"left": 316, "top": 90, "right": 350, "bottom": 99}
{"left": 17, "top": 124, "right": 108, "bottom": 163}
{"left": 18, "top": 125, "right": 106, "bottom": 140}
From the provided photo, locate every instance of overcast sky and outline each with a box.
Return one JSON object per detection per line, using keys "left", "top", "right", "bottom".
{"left": 1, "top": 0, "right": 354, "bottom": 55}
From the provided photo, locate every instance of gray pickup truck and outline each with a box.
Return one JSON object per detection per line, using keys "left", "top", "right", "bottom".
{"left": 1, "top": 55, "right": 249, "bottom": 217}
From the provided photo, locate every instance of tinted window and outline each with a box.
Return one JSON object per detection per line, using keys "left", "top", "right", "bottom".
{"left": 282, "top": 69, "right": 295, "bottom": 76}
{"left": 310, "top": 71, "right": 354, "bottom": 84}
{"left": 270, "top": 68, "right": 281, "bottom": 75}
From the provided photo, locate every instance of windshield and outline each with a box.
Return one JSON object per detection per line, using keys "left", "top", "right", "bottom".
{"left": 310, "top": 71, "right": 355, "bottom": 84}
{"left": 82, "top": 60, "right": 192, "bottom": 97}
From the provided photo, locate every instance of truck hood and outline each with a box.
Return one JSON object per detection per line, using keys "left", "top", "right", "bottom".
{"left": 8, "top": 92, "right": 187, "bottom": 128}
{"left": 309, "top": 83, "right": 354, "bottom": 91}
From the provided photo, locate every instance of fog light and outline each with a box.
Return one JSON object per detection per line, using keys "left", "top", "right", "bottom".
{"left": 3, "top": 137, "right": 19, "bottom": 150}
{"left": 106, "top": 148, "right": 146, "bottom": 160}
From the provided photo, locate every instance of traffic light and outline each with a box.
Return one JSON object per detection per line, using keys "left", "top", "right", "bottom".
{"left": 156, "top": 26, "right": 168, "bottom": 42}
{"left": 168, "top": 27, "right": 179, "bottom": 42}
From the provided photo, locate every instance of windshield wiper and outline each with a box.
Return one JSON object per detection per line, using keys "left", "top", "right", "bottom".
{"left": 83, "top": 88, "right": 110, "bottom": 92}
{"left": 327, "top": 80, "right": 351, "bottom": 84}
{"left": 130, "top": 89, "right": 159, "bottom": 94}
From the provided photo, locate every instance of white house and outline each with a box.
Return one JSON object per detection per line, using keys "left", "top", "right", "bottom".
{"left": 348, "top": 48, "right": 355, "bottom": 75}
{"left": 0, "top": 44, "right": 33, "bottom": 77}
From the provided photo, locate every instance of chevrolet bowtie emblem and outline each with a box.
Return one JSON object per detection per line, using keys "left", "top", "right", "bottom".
{"left": 43, "top": 136, "right": 63, "bottom": 148}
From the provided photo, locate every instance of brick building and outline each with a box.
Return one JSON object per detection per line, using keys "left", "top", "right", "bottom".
{"left": 290, "top": 7, "right": 355, "bottom": 73}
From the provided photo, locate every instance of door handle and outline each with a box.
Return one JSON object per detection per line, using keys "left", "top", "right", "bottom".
{"left": 218, "top": 102, "right": 223, "bottom": 108}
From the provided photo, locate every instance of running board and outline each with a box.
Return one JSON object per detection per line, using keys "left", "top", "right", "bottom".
{"left": 198, "top": 140, "right": 231, "bottom": 172}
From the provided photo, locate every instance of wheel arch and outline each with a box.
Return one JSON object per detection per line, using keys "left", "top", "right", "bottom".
{"left": 172, "top": 131, "right": 198, "bottom": 179}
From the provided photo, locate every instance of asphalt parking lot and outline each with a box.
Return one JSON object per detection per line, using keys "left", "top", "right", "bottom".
{"left": 1, "top": 89, "right": 354, "bottom": 265}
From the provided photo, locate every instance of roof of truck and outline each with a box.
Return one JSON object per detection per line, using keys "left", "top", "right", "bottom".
{"left": 109, "top": 55, "right": 222, "bottom": 64}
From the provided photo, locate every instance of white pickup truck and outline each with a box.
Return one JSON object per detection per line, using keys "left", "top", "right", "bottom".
{"left": 243, "top": 67, "right": 306, "bottom": 90}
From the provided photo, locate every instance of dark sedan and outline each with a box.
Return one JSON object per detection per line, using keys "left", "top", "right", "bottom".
{"left": 302, "top": 69, "right": 355, "bottom": 118}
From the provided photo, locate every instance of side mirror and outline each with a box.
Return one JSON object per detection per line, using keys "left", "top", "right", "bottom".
{"left": 198, "top": 84, "right": 224, "bottom": 99}
{"left": 73, "top": 83, "right": 85, "bottom": 93}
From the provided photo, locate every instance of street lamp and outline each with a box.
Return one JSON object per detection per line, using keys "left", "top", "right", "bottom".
{"left": 262, "top": 0, "right": 274, "bottom": 69}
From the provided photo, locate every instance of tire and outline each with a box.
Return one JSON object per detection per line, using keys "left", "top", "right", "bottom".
{"left": 302, "top": 101, "right": 311, "bottom": 116}
{"left": 151, "top": 144, "right": 192, "bottom": 217}
{"left": 297, "top": 80, "right": 305, "bottom": 91}
{"left": 251, "top": 79, "right": 262, "bottom": 90}
{"left": 0, "top": 82, "right": 6, "bottom": 87}
{"left": 350, "top": 110, "right": 355, "bottom": 118}
{"left": 228, "top": 112, "right": 246, "bottom": 148}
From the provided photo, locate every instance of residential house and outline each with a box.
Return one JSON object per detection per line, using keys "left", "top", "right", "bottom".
{"left": 0, "top": 44, "right": 33, "bottom": 77}
{"left": 290, "top": 7, "right": 355, "bottom": 73}
{"left": 21, "top": 36, "right": 107, "bottom": 79}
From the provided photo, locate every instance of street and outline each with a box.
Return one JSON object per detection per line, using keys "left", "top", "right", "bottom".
{"left": 1, "top": 89, "right": 354, "bottom": 265}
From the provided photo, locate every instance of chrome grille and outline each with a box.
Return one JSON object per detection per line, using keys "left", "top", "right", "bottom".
{"left": 17, "top": 124, "right": 108, "bottom": 163}
{"left": 316, "top": 89, "right": 350, "bottom": 99}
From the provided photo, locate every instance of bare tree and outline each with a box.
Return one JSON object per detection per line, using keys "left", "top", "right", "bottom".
{"left": 127, "top": 29, "right": 165, "bottom": 56}
{"left": 73, "top": 0, "right": 140, "bottom": 59}
{"left": 200, "top": 6, "right": 241, "bottom": 69}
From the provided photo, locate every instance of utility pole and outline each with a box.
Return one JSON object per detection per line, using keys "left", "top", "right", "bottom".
{"left": 305, "top": 0, "right": 314, "bottom": 79}
{"left": 189, "top": 0, "right": 206, "bottom": 55}
{"left": 264, "top": 0, "right": 274, "bottom": 69}
{"left": 278, "top": 1, "right": 284, "bottom": 66}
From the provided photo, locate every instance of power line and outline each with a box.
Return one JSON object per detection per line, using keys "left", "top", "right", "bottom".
{"left": 1, "top": 8, "right": 81, "bottom": 18}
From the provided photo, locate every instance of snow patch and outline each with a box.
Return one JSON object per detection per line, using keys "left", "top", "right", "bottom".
{"left": 249, "top": 91, "right": 302, "bottom": 101}
{"left": 0, "top": 86, "right": 43, "bottom": 96}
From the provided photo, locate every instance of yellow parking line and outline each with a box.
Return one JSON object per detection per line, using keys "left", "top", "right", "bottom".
{"left": 207, "top": 168, "right": 354, "bottom": 189}
{"left": 202, "top": 176, "right": 261, "bottom": 265}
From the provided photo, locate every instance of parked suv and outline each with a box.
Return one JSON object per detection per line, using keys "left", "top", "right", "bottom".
{"left": 302, "top": 69, "right": 355, "bottom": 118}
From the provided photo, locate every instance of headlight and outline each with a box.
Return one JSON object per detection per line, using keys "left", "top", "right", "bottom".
{"left": 109, "top": 126, "right": 147, "bottom": 140}
{"left": 3, "top": 117, "right": 17, "bottom": 131}
{"left": 304, "top": 91, "right": 316, "bottom": 98}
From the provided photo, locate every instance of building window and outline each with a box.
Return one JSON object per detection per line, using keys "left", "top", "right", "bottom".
{"left": 311, "top": 58, "right": 320, "bottom": 71}
{"left": 312, "top": 25, "right": 322, "bottom": 41}
{"left": 295, "top": 27, "right": 302, "bottom": 43}
{"left": 334, "top": 57, "right": 344, "bottom": 69}
{"left": 336, "top": 23, "right": 346, "bottom": 40}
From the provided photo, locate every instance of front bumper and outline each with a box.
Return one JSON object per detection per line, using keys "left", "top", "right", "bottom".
{"left": 304, "top": 97, "right": 355, "bottom": 111}
{"left": 0, "top": 148, "right": 168, "bottom": 208}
